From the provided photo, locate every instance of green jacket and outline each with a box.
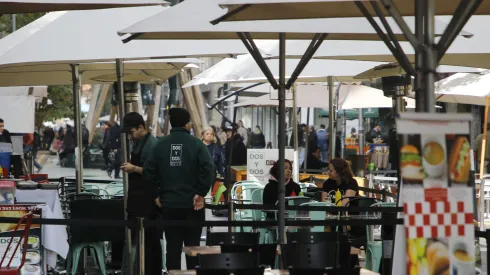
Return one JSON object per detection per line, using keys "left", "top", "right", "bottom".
{"left": 143, "top": 127, "right": 214, "bottom": 208}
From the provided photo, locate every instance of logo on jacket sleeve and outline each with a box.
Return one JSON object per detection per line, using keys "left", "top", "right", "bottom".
{"left": 170, "top": 144, "right": 183, "bottom": 166}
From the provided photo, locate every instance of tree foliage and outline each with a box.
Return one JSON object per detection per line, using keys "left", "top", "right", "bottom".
{"left": 35, "top": 86, "right": 74, "bottom": 128}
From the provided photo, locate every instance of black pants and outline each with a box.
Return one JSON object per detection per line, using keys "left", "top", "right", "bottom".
{"left": 102, "top": 148, "right": 111, "bottom": 167}
{"left": 111, "top": 150, "right": 121, "bottom": 178}
{"left": 162, "top": 208, "right": 204, "bottom": 270}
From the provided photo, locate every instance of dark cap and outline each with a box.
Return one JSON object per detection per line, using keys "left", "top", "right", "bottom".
{"left": 121, "top": 112, "right": 145, "bottom": 133}
{"left": 169, "top": 108, "right": 191, "bottom": 128}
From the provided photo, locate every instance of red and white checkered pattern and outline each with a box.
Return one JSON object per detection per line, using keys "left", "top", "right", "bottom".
{"left": 404, "top": 200, "right": 474, "bottom": 239}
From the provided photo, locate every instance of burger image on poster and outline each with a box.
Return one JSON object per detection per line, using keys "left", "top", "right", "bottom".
{"left": 421, "top": 134, "right": 448, "bottom": 187}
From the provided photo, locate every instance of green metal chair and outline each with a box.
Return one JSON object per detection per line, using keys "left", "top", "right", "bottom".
{"left": 250, "top": 188, "right": 271, "bottom": 244}
{"left": 365, "top": 201, "right": 397, "bottom": 272}
{"left": 300, "top": 201, "right": 335, "bottom": 232}
{"left": 67, "top": 242, "right": 107, "bottom": 275}
{"left": 231, "top": 181, "right": 263, "bottom": 232}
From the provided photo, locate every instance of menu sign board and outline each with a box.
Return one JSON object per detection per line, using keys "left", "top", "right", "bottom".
{"left": 395, "top": 113, "right": 474, "bottom": 275}
{"left": 0, "top": 205, "right": 43, "bottom": 275}
{"left": 247, "top": 149, "right": 295, "bottom": 184}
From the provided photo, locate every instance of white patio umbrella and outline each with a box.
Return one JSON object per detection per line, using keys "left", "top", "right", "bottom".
{"left": 183, "top": 54, "right": 389, "bottom": 87}
{"left": 119, "top": 0, "right": 467, "bottom": 41}
{"left": 435, "top": 71, "right": 490, "bottom": 105}
{"left": 0, "top": 0, "right": 167, "bottom": 14}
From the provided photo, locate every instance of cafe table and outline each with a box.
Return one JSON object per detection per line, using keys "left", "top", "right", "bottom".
{"left": 169, "top": 268, "right": 380, "bottom": 275}
{"left": 183, "top": 246, "right": 361, "bottom": 257}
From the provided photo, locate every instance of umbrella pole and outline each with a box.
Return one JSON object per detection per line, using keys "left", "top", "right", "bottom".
{"left": 277, "top": 33, "right": 286, "bottom": 245}
{"left": 303, "top": 108, "right": 310, "bottom": 173}
{"left": 479, "top": 97, "right": 490, "bottom": 230}
{"left": 70, "top": 64, "right": 84, "bottom": 195}
{"left": 328, "top": 76, "right": 335, "bottom": 160}
{"left": 116, "top": 59, "right": 133, "bottom": 275}
{"left": 358, "top": 109, "right": 364, "bottom": 157}
{"left": 292, "top": 84, "right": 299, "bottom": 182}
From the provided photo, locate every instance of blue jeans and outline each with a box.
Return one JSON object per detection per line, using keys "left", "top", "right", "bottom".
{"left": 24, "top": 145, "right": 41, "bottom": 169}
{"left": 320, "top": 150, "right": 328, "bottom": 163}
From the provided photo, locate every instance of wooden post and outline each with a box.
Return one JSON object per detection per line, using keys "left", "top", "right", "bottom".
{"left": 151, "top": 85, "right": 162, "bottom": 137}
{"left": 89, "top": 85, "right": 110, "bottom": 143}
{"left": 179, "top": 71, "right": 203, "bottom": 136}
{"left": 190, "top": 69, "right": 209, "bottom": 129}
{"left": 479, "top": 97, "right": 490, "bottom": 229}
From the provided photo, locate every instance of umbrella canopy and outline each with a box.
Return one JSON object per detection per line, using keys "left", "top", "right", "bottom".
{"left": 435, "top": 71, "right": 490, "bottom": 105}
{"left": 0, "top": 59, "right": 200, "bottom": 86}
{"left": 354, "top": 63, "right": 483, "bottom": 80}
{"left": 183, "top": 53, "right": 480, "bottom": 88}
{"left": 214, "top": 0, "right": 490, "bottom": 22}
{"left": 297, "top": 16, "right": 490, "bottom": 70}
{"left": 231, "top": 83, "right": 416, "bottom": 109}
{"left": 119, "top": 0, "right": 462, "bottom": 41}
{"left": 0, "top": 0, "right": 167, "bottom": 14}
{"left": 0, "top": 6, "right": 264, "bottom": 76}
{"left": 0, "top": 86, "right": 48, "bottom": 102}
{"left": 183, "top": 54, "right": 390, "bottom": 87}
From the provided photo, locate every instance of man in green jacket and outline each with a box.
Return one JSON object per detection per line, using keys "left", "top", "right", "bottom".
{"left": 144, "top": 108, "right": 214, "bottom": 270}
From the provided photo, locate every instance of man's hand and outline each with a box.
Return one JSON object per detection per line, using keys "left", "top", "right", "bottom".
{"left": 120, "top": 162, "right": 136, "bottom": 173}
{"left": 193, "top": 195, "right": 204, "bottom": 211}
{"left": 155, "top": 198, "right": 162, "bottom": 208}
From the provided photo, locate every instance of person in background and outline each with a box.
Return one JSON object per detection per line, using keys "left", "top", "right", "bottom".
{"left": 144, "top": 108, "right": 214, "bottom": 270}
{"left": 246, "top": 127, "right": 253, "bottom": 148}
{"left": 307, "top": 125, "right": 318, "bottom": 153}
{"left": 316, "top": 124, "right": 328, "bottom": 162}
{"left": 59, "top": 125, "right": 75, "bottom": 163}
{"left": 302, "top": 146, "right": 328, "bottom": 173}
{"left": 368, "top": 125, "right": 383, "bottom": 143}
{"left": 0, "top": 118, "right": 12, "bottom": 144}
{"left": 348, "top": 128, "right": 358, "bottom": 139}
{"left": 251, "top": 125, "right": 266, "bottom": 149}
{"left": 23, "top": 133, "right": 42, "bottom": 172}
{"left": 108, "top": 121, "right": 121, "bottom": 179}
{"left": 215, "top": 126, "right": 227, "bottom": 146}
{"left": 119, "top": 112, "right": 161, "bottom": 274}
{"left": 201, "top": 127, "right": 224, "bottom": 177}
{"left": 224, "top": 124, "right": 247, "bottom": 168}
{"left": 237, "top": 120, "right": 248, "bottom": 146}
{"left": 322, "top": 158, "right": 359, "bottom": 205}
{"left": 289, "top": 123, "right": 305, "bottom": 148}
{"left": 263, "top": 159, "right": 301, "bottom": 207}
{"left": 100, "top": 122, "right": 112, "bottom": 171}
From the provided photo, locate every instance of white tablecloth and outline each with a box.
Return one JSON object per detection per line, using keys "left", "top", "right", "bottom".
{"left": 15, "top": 189, "right": 69, "bottom": 268}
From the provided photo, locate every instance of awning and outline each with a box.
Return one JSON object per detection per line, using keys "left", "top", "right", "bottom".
{"left": 319, "top": 108, "right": 380, "bottom": 120}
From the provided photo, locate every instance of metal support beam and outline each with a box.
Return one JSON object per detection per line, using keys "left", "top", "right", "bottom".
{"left": 379, "top": 0, "right": 422, "bottom": 50}
{"left": 237, "top": 32, "right": 279, "bottom": 89}
{"left": 436, "top": 0, "right": 482, "bottom": 61}
{"left": 414, "top": 0, "right": 425, "bottom": 112}
{"left": 285, "top": 33, "right": 328, "bottom": 89}
{"left": 328, "top": 76, "right": 335, "bottom": 160}
{"left": 355, "top": 2, "right": 414, "bottom": 76}
{"left": 277, "top": 32, "right": 286, "bottom": 246}
{"left": 370, "top": 2, "right": 414, "bottom": 76}
{"left": 116, "top": 59, "right": 133, "bottom": 275}
{"left": 70, "top": 64, "right": 83, "bottom": 194}
{"left": 423, "top": 0, "right": 436, "bottom": 113}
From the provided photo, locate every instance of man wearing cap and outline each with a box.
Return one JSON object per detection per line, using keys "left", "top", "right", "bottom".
{"left": 144, "top": 108, "right": 214, "bottom": 270}
{"left": 120, "top": 112, "right": 162, "bottom": 274}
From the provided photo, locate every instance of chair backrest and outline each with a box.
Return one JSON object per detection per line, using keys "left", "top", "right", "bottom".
{"left": 220, "top": 244, "right": 277, "bottom": 267}
{"left": 250, "top": 188, "right": 264, "bottom": 204}
{"left": 286, "top": 232, "right": 351, "bottom": 268}
{"left": 281, "top": 243, "right": 337, "bottom": 269}
{"left": 206, "top": 232, "right": 260, "bottom": 246}
{"left": 69, "top": 199, "right": 125, "bottom": 243}
{"left": 285, "top": 196, "right": 315, "bottom": 219}
{"left": 288, "top": 267, "right": 361, "bottom": 275}
{"left": 197, "top": 252, "right": 259, "bottom": 269}
{"left": 196, "top": 267, "right": 265, "bottom": 275}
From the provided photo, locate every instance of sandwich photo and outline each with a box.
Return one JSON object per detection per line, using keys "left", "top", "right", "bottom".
{"left": 400, "top": 144, "right": 424, "bottom": 182}
{"left": 449, "top": 136, "right": 471, "bottom": 183}
{"left": 408, "top": 238, "right": 449, "bottom": 275}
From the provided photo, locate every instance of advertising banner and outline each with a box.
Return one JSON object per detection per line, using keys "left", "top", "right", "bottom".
{"left": 394, "top": 113, "right": 474, "bottom": 275}
{"left": 247, "top": 149, "right": 295, "bottom": 184}
{"left": 0, "top": 204, "right": 43, "bottom": 275}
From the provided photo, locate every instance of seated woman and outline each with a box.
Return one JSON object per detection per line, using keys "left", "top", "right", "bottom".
{"left": 321, "top": 158, "right": 359, "bottom": 206}
{"left": 263, "top": 159, "right": 301, "bottom": 207}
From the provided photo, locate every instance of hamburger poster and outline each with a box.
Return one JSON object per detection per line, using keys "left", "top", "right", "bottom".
{"left": 394, "top": 113, "right": 475, "bottom": 275}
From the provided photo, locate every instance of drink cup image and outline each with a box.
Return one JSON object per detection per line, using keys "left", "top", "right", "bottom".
{"left": 451, "top": 241, "right": 474, "bottom": 275}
